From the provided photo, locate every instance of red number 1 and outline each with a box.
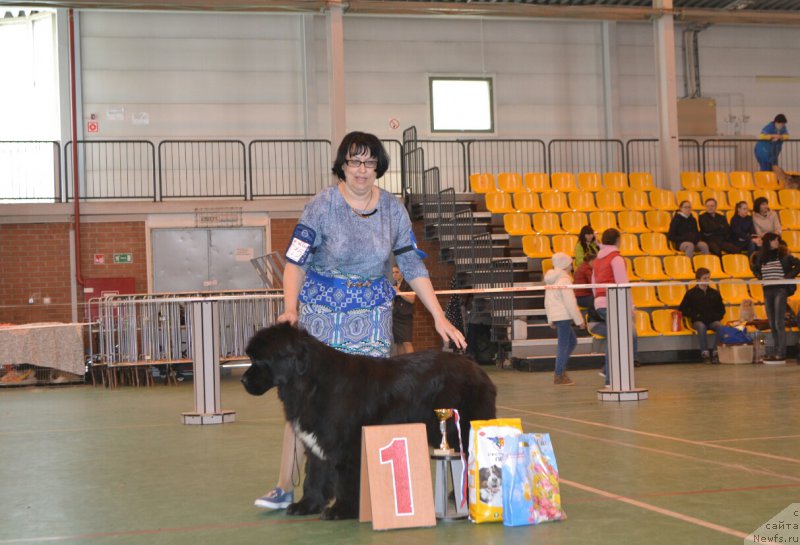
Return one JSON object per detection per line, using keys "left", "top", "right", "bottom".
{"left": 379, "top": 437, "right": 415, "bottom": 516}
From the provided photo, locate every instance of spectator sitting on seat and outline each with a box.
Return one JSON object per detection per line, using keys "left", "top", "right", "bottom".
{"left": 678, "top": 267, "right": 725, "bottom": 364}
{"left": 668, "top": 200, "right": 710, "bottom": 258}
{"left": 574, "top": 225, "right": 599, "bottom": 268}
{"left": 752, "top": 197, "right": 782, "bottom": 244}
{"left": 573, "top": 253, "right": 595, "bottom": 310}
{"left": 729, "top": 201, "right": 758, "bottom": 254}
{"left": 699, "top": 198, "right": 740, "bottom": 256}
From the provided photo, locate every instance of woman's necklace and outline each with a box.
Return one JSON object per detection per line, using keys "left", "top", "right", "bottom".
{"left": 343, "top": 186, "right": 378, "bottom": 218}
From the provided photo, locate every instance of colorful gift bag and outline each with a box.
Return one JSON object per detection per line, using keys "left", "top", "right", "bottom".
{"left": 501, "top": 433, "right": 566, "bottom": 527}
{"left": 467, "top": 418, "right": 523, "bottom": 523}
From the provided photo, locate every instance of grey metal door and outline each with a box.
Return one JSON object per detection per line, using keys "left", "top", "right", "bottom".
{"left": 152, "top": 228, "right": 265, "bottom": 293}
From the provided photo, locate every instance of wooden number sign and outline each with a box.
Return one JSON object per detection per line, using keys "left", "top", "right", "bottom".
{"left": 359, "top": 423, "right": 436, "bottom": 530}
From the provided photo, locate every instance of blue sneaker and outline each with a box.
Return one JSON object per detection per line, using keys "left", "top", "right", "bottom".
{"left": 254, "top": 487, "right": 293, "bottom": 509}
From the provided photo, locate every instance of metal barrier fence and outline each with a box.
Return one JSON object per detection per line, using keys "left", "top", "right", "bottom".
{"left": 702, "top": 139, "right": 800, "bottom": 173}
{"left": 158, "top": 140, "right": 247, "bottom": 200}
{"left": 548, "top": 139, "right": 625, "bottom": 174}
{"left": 249, "top": 139, "right": 332, "bottom": 197}
{"left": 65, "top": 140, "right": 156, "bottom": 201}
{"left": 626, "top": 138, "right": 702, "bottom": 175}
{"left": 467, "top": 139, "right": 547, "bottom": 178}
{"left": 404, "top": 146, "right": 425, "bottom": 216}
{"left": 0, "top": 141, "right": 61, "bottom": 202}
{"left": 414, "top": 139, "right": 468, "bottom": 192}
{"left": 380, "top": 139, "right": 404, "bottom": 196}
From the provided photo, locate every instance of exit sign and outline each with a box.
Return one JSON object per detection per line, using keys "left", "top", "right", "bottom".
{"left": 113, "top": 253, "right": 133, "bottom": 264}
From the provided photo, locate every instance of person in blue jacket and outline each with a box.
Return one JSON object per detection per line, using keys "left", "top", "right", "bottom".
{"left": 754, "top": 114, "right": 789, "bottom": 172}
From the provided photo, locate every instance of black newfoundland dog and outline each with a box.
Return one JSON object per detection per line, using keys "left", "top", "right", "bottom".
{"left": 242, "top": 322, "right": 497, "bottom": 520}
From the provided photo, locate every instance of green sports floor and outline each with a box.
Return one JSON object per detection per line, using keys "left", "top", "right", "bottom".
{"left": 1, "top": 362, "right": 798, "bottom": 545}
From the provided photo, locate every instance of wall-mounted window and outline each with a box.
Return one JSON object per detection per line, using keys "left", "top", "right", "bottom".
{"left": 429, "top": 77, "right": 494, "bottom": 133}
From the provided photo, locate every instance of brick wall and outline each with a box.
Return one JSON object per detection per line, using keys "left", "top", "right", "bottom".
{"left": 78, "top": 222, "right": 148, "bottom": 294}
{"left": 270, "top": 218, "right": 297, "bottom": 256}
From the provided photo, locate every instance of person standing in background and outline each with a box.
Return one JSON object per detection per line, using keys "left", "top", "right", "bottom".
{"left": 754, "top": 114, "right": 789, "bottom": 172}
{"left": 391, "top": 265, "right": 415, "bottom": 354}
{"left": 544, "top": 252, "right": 585, "bottom": 386}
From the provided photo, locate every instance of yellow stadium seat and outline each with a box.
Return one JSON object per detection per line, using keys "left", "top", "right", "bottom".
{"left": 640, "top": 232, "right": 674, "bottom": 256}
{"left": 701, "top": 189, "right": 732, "bottom": 210}
{"left": 680, "top": 171, "right": 705, "bottom": 191}
{"left": 645, "top": 210, "right": 671, "bottom": 233}
{"left": 652, "top": 309, "right": 693, "bottom": 335}
{"left": 754, "top": 304, "right": 767, "bottom": 320}
{"left": 624, "top": 257, "right": 640, "bottom": 281}
{"left": 595, "top": 190, "right": 625, "bottom": 211}
{"left": 634, "top": 310, "right": 660, "bottom": 336}
{"left": 532, "top": 212, "right": 564, "bottom": 235}
{"left": 504, "top": 213, "right": 536, "bottom": 235}
{"left": 676, "top": 190, "right": 703, "bottom": 210}
{"left": 719, "top": 281, "right": 750, "bottom": 305}
{"left": 749, "top": 282, "right": 764, "bottom": 303}
{"left": 618, "top": 210, "right": 649, "bottom": 234}
{"left": 779, "top": 189, "right": 800, "bottom": 210}
{"left": 780, "top": 209, "right": 800, "bottom": 230}
{"left": 603, "top": 172, "right": 629, "bottom": 192}
{"left": 753, "top": 189, "right": 783, "bottom": 210}
{"left": 513, "top": 191, "right": 542, "bottom": 213}
{"left": 620, "top": 233, "right": 645, "bottom": 256}
{"left": 649, "top": 189, "right": 677, "bottom": 211}
{"left": 782, "top": 230, "right": 800, "bottom": 252}
{"left": 551, "top": 172, "right": 578, "bottom": 192}
{"left": 629, "top": 172, "right": 655, "bottom": 191}
{"left": 589, "top": 211, "right": 618, "bottom": 232}
{"left": 552, "top": 234, "right": 578, "bottom": 256}
{"left": 485, "top": 191, "right": 516, "bottom": 214}
{"left": 497, "top": 172, "right": 524, "bottom": 193}
{"left": 470, "top": 173, "right": 495, "bottom": 194}
{"left": 693, "top": 254, "right": 729, "bottom": 279}
{"left": 540, "top": 191, "right": 571, "bottom": 212}
{"left": 657, "top": 283, "right": 686, "bottom": 306}
{"left": 623, "top": 189, "right": 652, "bottom": 211}
{"left": 542, "top": 258, "right": 553, "bottom": 275}
{"left": 727, "top": 189, "right": 753, "bottom": 209}
{"left": 568, "top": 191, "right": 598, "bottom": 212}
{"left": 723, "top": 306, "right": 740, "bottom": 325}
{"left": 704, "top": 171, "right": 730, "bottom": 191}
{"left": 561, "top": 212, "right": 589, "bottom": 235}
{"left": 578, "top": 172, "right": 603, "bottom": 192}
{"left": 730, "top": 171, "right": 755, "bottom": 190}
{"left": 632, "top": 286, "right": 665, "bottom": 307}
{"left": 754, "top": 171, "right": 781, "bottom": 190}
{"left": 722, "top": 254, "right": 754, "bottom": 279}
{"left": 663, "top": 255, "right": 695, "bottom": 280}
{"left": 522, "top": 235, "right": 552, "bottom": 258}
{"left": 524, "top": 172, "right": 550, "bottom": 193}
{"left": 634, "top": 256, "right": 670, "bottom": 281}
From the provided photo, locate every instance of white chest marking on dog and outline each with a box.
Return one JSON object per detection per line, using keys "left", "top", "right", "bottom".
{"left": 293, "top": 421, "right": 326, "bottom": 460}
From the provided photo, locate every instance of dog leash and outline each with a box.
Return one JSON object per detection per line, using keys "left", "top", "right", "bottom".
{"left": 453, "top": 409, "right": 468, "bottom": 509}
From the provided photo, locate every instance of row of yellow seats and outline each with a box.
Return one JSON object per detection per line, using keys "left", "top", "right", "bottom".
{"left": 632, "top": 307, "right": 778, "bottom": 338}
{"left": 487, "top": 187, "right": 799, "bottom": 216}
{"left": 471, "top": 170, "right": 784, "bottom": 194}
{"left": 628, "top": 282, "right": 765, "bottom": 309}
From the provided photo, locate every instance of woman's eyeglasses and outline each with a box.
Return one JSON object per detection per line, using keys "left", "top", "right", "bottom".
{"left": 345, "top": 159, "right": 379, "bottom": 169}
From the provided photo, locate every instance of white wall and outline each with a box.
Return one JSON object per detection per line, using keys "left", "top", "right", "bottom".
{"left": 75, "top": 10, "right": 800, "bottom": 142}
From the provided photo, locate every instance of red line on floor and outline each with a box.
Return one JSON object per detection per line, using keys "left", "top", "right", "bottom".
{"left": 704, "top": 434, "right": 800, "bottom": 444}
{"left": 566, "top": 482, "right": 800, "bottom": 504}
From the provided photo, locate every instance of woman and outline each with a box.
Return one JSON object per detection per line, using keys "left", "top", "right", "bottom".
{"left": 754, "top": 114, "right": 789, "bottom": 172}
{"left": 255, "top": 131, "right": 465, "bottom": 510}
{"left": 751, "top": 232, "right": 800, "bottom": 362}
{"left": 574, "top": 225, "right": 599, "bottom": 267}
{"left": 573, "top": 253, "right": 595, "bottom": 310}
{"left": 752, "top": 197, "right": 782, "bottom": 242}
{"left": 729, "top": 201, "right": 757, "bottom": 253}
{"left": 544, "top": 252, "right": 585, "bottom": 385}
{"left": 391, "top": 265, "right": 415, "bottom": 354}
{"left": 668, "top": 200, "right": 709, "bottom": 258}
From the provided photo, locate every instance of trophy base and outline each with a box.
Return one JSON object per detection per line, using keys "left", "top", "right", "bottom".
{"left": 433, "top": 448, "right": 456, "bottom": 456}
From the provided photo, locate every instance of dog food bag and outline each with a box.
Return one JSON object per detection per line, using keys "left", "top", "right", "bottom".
{"left": 467, "top": 418, "right": 523, "bottom": 523}
{"left": 501, "top": 433, "right": 566, "bottom": 527}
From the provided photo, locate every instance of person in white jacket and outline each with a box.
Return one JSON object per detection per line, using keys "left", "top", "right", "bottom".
{"left": 544, "top": 252, "right": 585, "bottom": 385}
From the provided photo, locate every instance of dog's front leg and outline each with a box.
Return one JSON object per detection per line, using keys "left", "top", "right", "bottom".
{"left": 285, "top": 454, "right": 332, "bottom": 516}
{"left": 320, "top": 457, "right": 359, "bottom": 520}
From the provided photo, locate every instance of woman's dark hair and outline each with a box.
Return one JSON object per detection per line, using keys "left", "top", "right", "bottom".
{"left": 775, "top": 114, "right": 787, "bottom": 124}
{"left": 601, "top": 228, "right": 620, "bottom": 246}
{"left": 758, "top": 232, "right": 786, "bottom": 261}
{"left": 332, "top": 131, "right": 390, "bottom": 180}
{"left": 753, "top": 196, "right": 769, "bottom": 214}
{"left": 578, "top": 225, "right": 596, "bottom": 254}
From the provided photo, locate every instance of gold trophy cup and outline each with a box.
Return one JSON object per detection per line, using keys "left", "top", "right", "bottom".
{"left": 433, "top": 408, "right": 455, "bottom": 456}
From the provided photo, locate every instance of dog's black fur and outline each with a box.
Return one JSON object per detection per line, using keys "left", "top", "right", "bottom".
{"left": 242, "top": 322, "right": 497, "bottom": 520}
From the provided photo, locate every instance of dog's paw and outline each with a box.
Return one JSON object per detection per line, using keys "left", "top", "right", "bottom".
{"left": 286, "top": 498, "right": 324, "bottom": 516}
{"left": 320, "top": 502, "right": 358, "bottom": 520}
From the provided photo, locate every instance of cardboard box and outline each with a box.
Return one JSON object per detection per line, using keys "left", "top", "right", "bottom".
{"left": 718, "top": 344, "right": 753, "bottom": 365}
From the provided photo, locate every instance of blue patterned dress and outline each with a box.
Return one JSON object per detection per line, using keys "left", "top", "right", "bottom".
{"left": 285, "top": 185, "right": 428, "bottom": 357}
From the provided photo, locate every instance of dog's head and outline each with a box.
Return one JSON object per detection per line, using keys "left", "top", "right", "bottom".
{"left": 479, "top": 465, "right": 502, "bottom": 495}
{"left": 241, "top": 322, "right": 312, "bottom": 396}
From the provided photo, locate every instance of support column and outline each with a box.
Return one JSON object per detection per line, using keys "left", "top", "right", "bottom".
{"left": 597, "top": 286, "right": 648, "bottom": 402}
{"left": 601, "top": 21, "right": 620, "bottom": 141}
{"left": 183, "top": 301, "right": 236, "bottom": 424}
{"left": 326, "top": 0, "right": 346, "bottom": 147}
{"left": 653, "top": 0, "right": 681, "bottom": 191}
{"left": 301, "top": 14, "right": 319, "bottom": 139}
